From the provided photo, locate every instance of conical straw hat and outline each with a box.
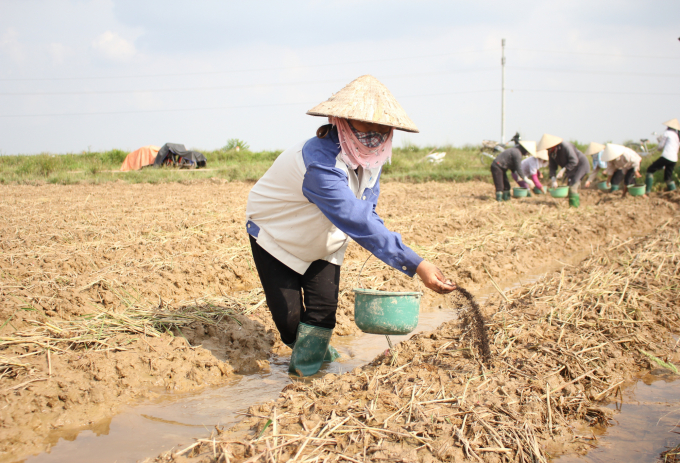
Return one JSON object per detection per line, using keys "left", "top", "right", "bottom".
{"left": 584, "top": 142, "right": 606, "bottom": 157}
{"left": 663, "top": 118, "right": 680, "bottom": 131}
{"left": 601, "top": 143, "right": 626, "bottom": 162}
{"left": 535, "top": 149, "right": 549, "bottom": 161}
{"left": 306, "top": 75, "right": 419, "bottom": 133}
{"left": 537, "top": 133, "right": 563, "bottom": 151}
{"left": 518, "top": 140, "right": 536, "bottom": 156}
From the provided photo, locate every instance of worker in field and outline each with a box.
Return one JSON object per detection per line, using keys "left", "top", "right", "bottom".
{"left": 513, "top": 148, "right": 549, "bottom": 195}
{"left": 537, "top": 134, "right": 591, "bottom": 207}
{"left": 584, "top": 142, "right": 608, "bottom": 189}
{"left": 245, "top": 75, "right": 455, "bottom": 377}
{"left": 600, "top": 143, "right": 642, "bottom": 197}
{"left": 645, "top": 118, "right": 679, "bottom": 193}
{"left": 490, "top": 140, "right": 537, "bottom": 201}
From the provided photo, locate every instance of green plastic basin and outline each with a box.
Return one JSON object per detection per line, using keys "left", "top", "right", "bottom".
{"left": 353, "top": 288, "right": 422, "bottom": 335}
{"left": 513, "top": 187, "right": 528, "bottom": 198}
{"left": 628, "top": 185, "right": 646, "bottom": 196}
{"left": 549, "top": 186, "right": 569, "bottom": 198}
{"left": 597, "top": 181, "right": 610, "bottom": 192}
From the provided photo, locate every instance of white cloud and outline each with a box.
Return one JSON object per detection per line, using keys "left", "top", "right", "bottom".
{"left": 0, "top": 28, "right": 25, "bottom": 63}
{"left": 91, "top": 30, "right": 136, "bottom": 61}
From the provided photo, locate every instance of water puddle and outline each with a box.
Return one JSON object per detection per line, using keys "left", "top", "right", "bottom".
{"left": 556, "top": 371, "right": 680, "bottom": 463}
{"left": 19, "top": 248, "right": 659, "bottom": 463}
{"left": 21, "top": 309, "right": 460, "bottom": 463}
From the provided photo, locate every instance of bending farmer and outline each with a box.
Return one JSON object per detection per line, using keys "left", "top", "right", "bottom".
{"left": 490, "top": 140, "right": 537, "bottom": 201}
{"left": 646, "top": 118, "right": 679, "bottom": 193}
{"left": 245, "top": 75, "right": 456, "bottom": 377}
{"left": 538, "top": 134, "right": 591, "bottom": 208}
{"left": 584, "top": 142, "right": 607, "bottom": 189}
{"left": 514, "top": 149, "right": 549, "bottom": 195}
{"left": 600, "top": 144, "right": 642, "bottom": 198}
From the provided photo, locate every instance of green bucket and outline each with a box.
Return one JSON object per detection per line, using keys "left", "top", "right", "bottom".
{"left": 513, "top": 187, "right": 528, "bottom": 198}
{"left": 597, "top": 181, "right": 610, "bottom": 192}
{"left": 628, "top": 184, "right": 645, "bottom": 196}
{"left": 548, "top": 186, "right": 569, "bottom": 198}
{"left": 353, "top": 288, "right": 422, "bottom": 335}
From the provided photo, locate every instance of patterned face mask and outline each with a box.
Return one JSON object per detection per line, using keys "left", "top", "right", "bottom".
{"left": 350, "top": 124, "right": 388, "bottom": 148}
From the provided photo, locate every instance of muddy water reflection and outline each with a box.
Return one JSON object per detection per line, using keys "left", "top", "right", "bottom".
{"left": 556, "top": 372, "right": 680, "bottom": 463}
{"left": 23, "top": 308, "right": 460, "bottom": 463}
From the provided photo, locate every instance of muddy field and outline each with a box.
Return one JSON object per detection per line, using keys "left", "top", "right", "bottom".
{"left": 1, "top": 180, "right": 679, "bottom": 462}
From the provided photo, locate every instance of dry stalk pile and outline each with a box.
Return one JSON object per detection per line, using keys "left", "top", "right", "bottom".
{"left": 0, "top": 292, "right": 262, "bottom": 380}
{"left": 156, "top": 219, "right": 680, "bottom": 463}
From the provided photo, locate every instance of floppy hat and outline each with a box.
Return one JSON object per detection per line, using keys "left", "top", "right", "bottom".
{"left": 534, "top": 149, "right": 549, "bottom": 161}
{"left": 663, "top": 118, "right": 680, "bottom": 131}
{"left": 518, "top": 140, "right": 537, "bottom": 156}
{"left": 537, "top": 134, "right": 563, "bottom": 151}
{"left": 601, "top": 143, "right": 626, "bottom": 162}
{"left": 584, "top": 142, "right": 606, "bottom": 157}
{"left": 307, "top": 75, "right": 419, "bottom": 133}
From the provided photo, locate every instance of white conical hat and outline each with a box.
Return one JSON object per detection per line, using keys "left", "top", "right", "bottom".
{"left": 537, "top": 133, "right": 563, "bottom": 151}
{"left": 306, "top": 75, "right": 419, "bottom": 133}
{"left": 601, "top": 143, "right": 626, "bottom": 162}
{"left": 518, "top": 140, "right": 536, "bottom": 156}
{"left": 584, "top": 142, "right": 606, "bottom": 157}
{"left": 663, "top": 118, "right": 680, "bottom": 131}
{"left": 535, "top": 149, "right": 549, "bottom": 161}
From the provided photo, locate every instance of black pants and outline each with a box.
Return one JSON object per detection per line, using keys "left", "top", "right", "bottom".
{"left": 647, "top": 157, "right": 677, "bottom": 183}
{"left": 249, "top": 235, "right": 340, "bottom": 346}
{"left": 490, "top": 162, "right": 510, "bottom": 193}
{"left": 611, "top": 168, "right": 635, "bottom": 187}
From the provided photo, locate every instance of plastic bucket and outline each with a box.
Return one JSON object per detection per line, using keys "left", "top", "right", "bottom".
{"left": 548, "top": 186, "right": 569, "bottom": 198}
{"left": 597, "top": 181, "right": 610, "bottom": 192}
{"left": 513, "top": 187, "right": 528, "bottom": 198}
{"left": 353, "top": 288, "right": 422, "bottom": 335}
{"left": 628, "top": 185, "right": 646, "bottom": 196}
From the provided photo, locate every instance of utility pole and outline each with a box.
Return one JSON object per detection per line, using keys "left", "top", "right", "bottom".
{"left": 501, "top": 38, "right": 506, "bottom": 144}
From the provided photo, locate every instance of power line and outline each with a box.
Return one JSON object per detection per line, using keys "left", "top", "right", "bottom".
{"left": 0, "top": 90, "right": 498, "bottom": 118}
{"left": 0, "top": 49, "right": 495, "bottom": 83}
{"left": 509, "top": 66, "right": 680, "bottom": 78}
{"left": 511, "top": 88, "right": 680, "bottom": 96}
{"left": 0, "top": 69, "right": 497, "bottom": 97}
{"left": 509, "top": 47, "right": 680, "bottom": 60}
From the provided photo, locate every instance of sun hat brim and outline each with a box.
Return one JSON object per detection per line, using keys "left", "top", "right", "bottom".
{"left": 537, "top": 134, "right": 563, "bottom": 151}
{"left": 584, "top": 142, "right": 606, "bottom": 157}
{"left": 306, "top": 75, "right": 419, "bottom": 133}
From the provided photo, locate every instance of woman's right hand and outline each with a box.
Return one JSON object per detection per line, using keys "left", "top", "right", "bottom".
{"left": 416, "top": 260, "right": 456, "bottom": 294}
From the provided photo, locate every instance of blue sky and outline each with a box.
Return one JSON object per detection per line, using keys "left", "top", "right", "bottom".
{"left": 1, "top": 0, "right": 679, "bottom": 154}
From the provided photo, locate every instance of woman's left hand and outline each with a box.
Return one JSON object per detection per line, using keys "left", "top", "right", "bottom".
{"left": 416, "top": 261, "right": 456, "bottom": 294}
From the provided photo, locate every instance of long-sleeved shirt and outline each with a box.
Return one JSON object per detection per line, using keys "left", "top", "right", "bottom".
{"left": 246, "top": 127, "right": 422, "bottom": 276}
{"left": 605, "top": 147, "right": 641, "bottom": 176}
{"left": 586, "top": 151, "right": 607, "bottom": 184}
{"left": 520, "top": 156, "right": 547, "bottom": 189}
{"left": 548, "top": 141, "right": 586, "bottom": 178}
{"left": 657, "top": 129, "right": 679, "bottom": 162}
{"left": 494, "top": 147, "right": 524, "bottom": 177}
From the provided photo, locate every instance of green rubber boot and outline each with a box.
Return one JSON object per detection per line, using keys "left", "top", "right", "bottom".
{"left": 532, "top": 187, "right": 543, "bottom": 195}
{"left": 568, "top": 193, "right": 580, "bottom": 208}
{"left": 285, "top": 336, "right": 340, "bottom": 363}
{"left": 288, "top": 323, "right": 333, "bottom": 377}
{"left": 667, "top": 181, "right": 677, "bottom": 191}
{"left": 645, "top": 174, "right": 654, "bottom": 194}
{"left": 502, "top": 190, "right": 511, "bottom": 201}
{"left": 610, "top": 184, "right": 620, "bottom": 192}
{"left": 495, "top": 192, "right": 503, "bottom": 202}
